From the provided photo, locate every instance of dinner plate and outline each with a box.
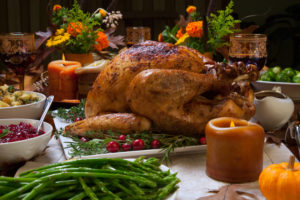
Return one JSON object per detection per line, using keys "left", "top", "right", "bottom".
{"left": 251, "top": 81, "right": 300, "bottom": 101}
{"left": 53, "top": 113, "right": 206, "bottom": 160}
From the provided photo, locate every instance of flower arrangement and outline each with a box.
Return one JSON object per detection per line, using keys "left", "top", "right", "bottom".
{"left": 158, "top": 0, "right": 240, "bottom": 56}
{"left": 46, "top": 0, "right": 123, "bottom": 54}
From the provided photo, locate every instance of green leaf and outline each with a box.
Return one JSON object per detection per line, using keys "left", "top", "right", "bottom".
{"left": 0, "top": 127, "right": 10, "bottom": 138}
{"left": 161, "top": 26, "right": 178, "bottom": 44}
{"left": 206, "top": 0, "right": 240, "bottom": 51}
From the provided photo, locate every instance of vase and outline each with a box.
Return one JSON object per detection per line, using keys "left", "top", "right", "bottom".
{"left": 64, "top": 52, "right": 94, "bottom": 66}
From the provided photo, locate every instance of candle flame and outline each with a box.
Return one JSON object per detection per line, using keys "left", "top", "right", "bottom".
{"left": 62, "top": 53, "right": 65, "bottom": 61}
{"left": 230, "top": 120, "right": 235, "bottom": 127}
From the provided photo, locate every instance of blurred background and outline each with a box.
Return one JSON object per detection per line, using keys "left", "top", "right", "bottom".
{"left": 0, "top": 0, "right": 299, "bottom": 68}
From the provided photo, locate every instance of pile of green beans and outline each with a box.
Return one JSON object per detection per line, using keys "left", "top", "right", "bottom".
{"left": 0, "top": 157, "right": 180, "bottom": 200}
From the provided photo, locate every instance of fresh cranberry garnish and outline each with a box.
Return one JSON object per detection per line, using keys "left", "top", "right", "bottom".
{"left": 200, "top": 137, "right": 206, "bottom": 145}
{"left": 118, "top": 135, "right": 126, "bottom": 141}
{"left": 106, "top": 141, "right": 120, "bottom": 152}
{"left": 74, "top": 117, "right": 83, "bottom": 122}
{"left": 80, "top": 137, "right": 89, "bottom": 142}
{"left": 121, "top": 143, "right": 131, "bottom": 151}
{"left": 132, "top": 139, "right": 145, "bottom": 150}
{"left": 151, "top": 139, "right": 161, "bottom": 149}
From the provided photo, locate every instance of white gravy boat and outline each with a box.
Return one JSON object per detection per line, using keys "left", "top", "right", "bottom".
{"left": 253, "top": 90, "right": 294, "bottom": 131}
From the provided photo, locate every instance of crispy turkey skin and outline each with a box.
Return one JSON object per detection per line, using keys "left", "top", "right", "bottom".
{"left": 85, "top": 41, "right": 207, "bottom": 117}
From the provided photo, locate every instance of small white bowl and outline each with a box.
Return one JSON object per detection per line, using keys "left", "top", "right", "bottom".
{"left": 0, "top": 91, "right": 46, "bottom": 119}
{"left": 0, "top": 118, "right": 53, "bottom": 167}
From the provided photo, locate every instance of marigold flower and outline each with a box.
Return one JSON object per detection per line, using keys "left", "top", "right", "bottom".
{"left": 53, "top": 4, "right": 62, "bottom": 12}
{"left": 186, "top": 6, "right": 196, "bottom": 14}
{"left": 158, "top": 33, "right": 163, "bottom": 42}
{"left": 99, "top": 9, "right": 107, "bottom": 17}
{"left": 94, "top": 31, "right": 109, "bottom": 51}
{"left": 55, "top": 28, "right": 65, "bottom": 35}
{"left": 176, "top": 28, "right": 184, "bottom": 38}
{"left": 46, "top": 32, "right": 70, "bottom": 47}
{"left": 67, "top": 22, "right": 84, "bottom": 37}
{"left": 186, "top": 21, "right": 203, "bottom": 38}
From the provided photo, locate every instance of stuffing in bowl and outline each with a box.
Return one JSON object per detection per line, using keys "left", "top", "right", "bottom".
{"left": 0, "top": 85, "right": 46, "bottom": 119}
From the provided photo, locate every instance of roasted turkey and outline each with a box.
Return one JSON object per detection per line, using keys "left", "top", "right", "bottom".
{"left": 67, "top": 41, "right": 258, "bottom": 136}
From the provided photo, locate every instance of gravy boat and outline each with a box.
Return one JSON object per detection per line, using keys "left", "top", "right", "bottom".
{"left": 253, "top": 90, "right": 294, "bottom": 131}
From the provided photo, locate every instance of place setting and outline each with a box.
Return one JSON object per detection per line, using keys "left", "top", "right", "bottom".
{"left": 0, "top": 0, "right": 300, "bottom": 199}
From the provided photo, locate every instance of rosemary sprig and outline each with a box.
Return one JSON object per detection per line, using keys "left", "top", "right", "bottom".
{"left": 60, "top": 129, "right": 200, "bottom": 163}
{"left": 51, "top": 99, "right": 86, "bottom": 122}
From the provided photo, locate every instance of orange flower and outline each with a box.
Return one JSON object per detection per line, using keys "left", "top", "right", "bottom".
{"left": 67, "top": 22, "right": 84, "bottom": 37}
{"left": 186, "top": 21, "right": 203, "bottom": 38}
{"left": 94, "top": 31, "right": 109, "bottom": 51}
{"left": 176, "top": 28, "right": 184, "bottom": 38}
{"left": 186, "top": 6, "right": 196, "bottom": 14}
{"left": 53, "top": 4, "right": 62, "bottom": 12}
{"left": 158, "top": 33, "right": 163, "bottom": 42}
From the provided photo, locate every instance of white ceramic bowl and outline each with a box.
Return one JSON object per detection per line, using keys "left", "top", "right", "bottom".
{"left": 0, "top": 119, "right": 53, "bottom": 167}
{"left": 0, "top": 91, "right": 46, "bottom": 119}
{"left": 252, "top": 81, "right": 300, "bottom": 101}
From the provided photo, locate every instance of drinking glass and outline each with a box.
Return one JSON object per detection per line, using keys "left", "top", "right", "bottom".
{"left": 126, "top": 27, "right": 151, "bottom": 47}
{"left": 0, "top": 33, "right": 36, "bottom": 90}
{"left": 229, "top": 34, "right": 267, "bottom": 70}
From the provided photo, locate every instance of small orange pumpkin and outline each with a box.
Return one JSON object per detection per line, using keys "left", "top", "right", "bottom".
{"left": 259, "top": 156, "right": 300, "bottom": 200}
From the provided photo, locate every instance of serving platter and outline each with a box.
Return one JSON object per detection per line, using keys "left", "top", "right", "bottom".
{"left": 53, "top": 114, "right": 206, "bottom": 160}
{"left": 252, "top": 81, "right": 300, "bottom": 101}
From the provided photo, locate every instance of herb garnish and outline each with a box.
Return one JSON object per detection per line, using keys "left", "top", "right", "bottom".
{"left": 51, "top": 99, "right": 85, "bottom": 122}
{"left": 58, "top": 129, "right": 200, "bottom": 163}
{"left": 0, "top": 127, "right": 11, "bottom": 138}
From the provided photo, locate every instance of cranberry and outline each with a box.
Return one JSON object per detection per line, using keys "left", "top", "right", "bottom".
{"left": 200, "top": 137, "right": 206, "bottom": 145}
{"left": 118, "top": 134, "right": 126, "bottom": 141}
{"left": 132, "top": 139, "right": 145, "bottom": 150}
{"left": 121, "top": 143, "right": 132, "bottom": 151}
{"left": 106, "top": 141, "right": 120, "bottom": 152}
{"left": 74, "top": 117, "right": 83, "bottom": 122}
{"left": 151, "top": 139, "right": 161, "bottom": 149}
{"left": 80, "top": 137, "right": 89, "bottom": 142}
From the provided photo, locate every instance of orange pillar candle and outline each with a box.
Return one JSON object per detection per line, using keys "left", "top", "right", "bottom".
{"left": 48, "top": 60, "right": 81, "bottom": 101}
{"left": 205, "top": 117, "right": 265, "bottom": 183}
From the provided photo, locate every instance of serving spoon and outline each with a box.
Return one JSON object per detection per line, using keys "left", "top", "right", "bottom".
{"left": 36, "top": 95, "right": 54, "bottom": 134}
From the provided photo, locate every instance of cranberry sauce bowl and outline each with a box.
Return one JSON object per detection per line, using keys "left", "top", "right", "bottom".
{"left": 0, "top": 119, "right": 53, "bottom": 167}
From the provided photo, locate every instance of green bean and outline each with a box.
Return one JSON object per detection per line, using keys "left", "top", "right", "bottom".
{"left": 79, "top": 177, "right": 98, "bottom": 200}
{"left": 39, "top": 185, "right": 77, "bottom": 200}
{"left": 157, "top": 178, "right": 180, "bottom": 200}
{"left": 93, "top": 178, "right": 121, "bottom": 200}
{"left": 25, "top": 167, "right": 163, "bottom": 183}
{"left": 53, "top": 179, "right": 78, "bottom": 187}
{"left": 0, "top": 179, "right": 41, "bottom": 200}
{"left": 23, "top": 181, "right": 51, "bottom": 200}
{"left": 0, "top": 176, "right": 34, "bottom": 183}
{"left": 128, "top": 181, "right": 145, "bottom": 195}
{"left": 0, "top": 185, "right": 15, "bottom": 192}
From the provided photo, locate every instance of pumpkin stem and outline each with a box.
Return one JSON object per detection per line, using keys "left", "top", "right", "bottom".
{"left": 287, "top": 156, "right": 295, "bottom": 170}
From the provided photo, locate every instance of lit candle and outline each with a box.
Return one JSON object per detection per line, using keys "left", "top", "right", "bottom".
{"left": 205, "top": 117, "right": 265, "bottom": 183}
{"left": 48, "top": 60, "right": 81, "bottom": 101}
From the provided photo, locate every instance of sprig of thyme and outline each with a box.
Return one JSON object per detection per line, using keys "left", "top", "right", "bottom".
{"left": 51, "top": 99, "right": 85, "bottom": 122}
